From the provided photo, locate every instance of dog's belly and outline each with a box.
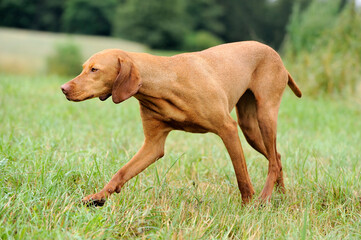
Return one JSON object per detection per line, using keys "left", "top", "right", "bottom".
{"left": 166, "top": 119, "right": 208, "bottom": 133}
{"left": 137, "top": 94, "right": 211, "bottom": 133}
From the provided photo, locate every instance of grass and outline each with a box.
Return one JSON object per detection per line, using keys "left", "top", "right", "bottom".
{"left": 0, "top": 73, "right": 360, "bottom": 239}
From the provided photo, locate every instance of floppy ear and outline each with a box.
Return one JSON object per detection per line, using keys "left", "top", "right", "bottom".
{"left": 112, "top": 58, "right": 142, "bottom": 104}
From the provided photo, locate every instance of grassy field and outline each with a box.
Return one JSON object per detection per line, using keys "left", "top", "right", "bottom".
{"left": 0, "top": 72, "right": 360, "bottom": 239}
{"left": 0, "top": 28, "right": 147, "bottom": 75}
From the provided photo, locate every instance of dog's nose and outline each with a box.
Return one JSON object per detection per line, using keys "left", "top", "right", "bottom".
{"left": 61, "top": 84, "right": 70, "bottom": 95}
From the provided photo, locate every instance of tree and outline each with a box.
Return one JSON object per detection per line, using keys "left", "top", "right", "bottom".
{"left": 217, "top": 0, "right": 310, "bottom": 49}
{"left": 62, "top": 0, "right": 117, "bottom": 35}
{"left": 186, "top": 0, "right": 224, "bottom": 36}
{"left": 0, "top": 0, "right": 64, "bottom": 32}
{"left": 113, "top": 0, "right": 190, "bottom": 49}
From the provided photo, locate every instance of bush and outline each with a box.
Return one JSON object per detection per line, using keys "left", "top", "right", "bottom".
{"left": 284, "top": 2, "right": 361, "bottom": 97}
{"left": 182, "top": 31, "right": 223, "bottom": 51}
{"left": 285, "top": 0, "right": 340, "bottom": 55}
{"left": 46, "top": 41, "right": 83, "bottom": 77}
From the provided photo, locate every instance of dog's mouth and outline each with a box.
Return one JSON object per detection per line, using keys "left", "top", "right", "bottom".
{"left": 84, "top": 95, "right": 95, "bottom": 100}
{"left": 66, "top": 94, "right": 94, "bottom": 102}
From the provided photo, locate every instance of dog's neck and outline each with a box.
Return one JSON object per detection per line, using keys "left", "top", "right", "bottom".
{"left": 129, "top": 52, "right": 176, "bottom": 100}
{"left": 126, "top": 52, "right": 183, "bottom": 118}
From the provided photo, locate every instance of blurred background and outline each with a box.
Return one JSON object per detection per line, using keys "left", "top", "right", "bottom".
{"left": 0, "top": 0, "right": 360, "bottom": 97}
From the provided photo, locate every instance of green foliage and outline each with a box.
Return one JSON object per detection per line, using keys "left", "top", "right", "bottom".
{"left": 183, "top": 31, "right": 223, "bottom": 51}
{"left": 113, "top": 0, "right": 189, "bottom": 49}
{"left": 0, "top": 0, "right": 64, "bottom": 32}
{"left": 1, "top": 74, "right": 361, "bottom": 238}
{"left": 0, "top": 0, "right": 316, "bottom": 50}
{"left": 62, "top": 0, "right": 117, "bottom": 35}
{"left": 112, "top": 0, "right": 227, "bottom": 50}
{"left": 186, "top": 0, "right": 224, "bottom": 36}
{"left": 46, "top": 41, "right": 83, "bottom": 77}
{"left": 218, "top": 0, "right": 307, "bottom": 48}
{"left": 285, "top": 2, "right": 361, "bottom": 96}
{"left": 286, "top": 0, "right": 340, "bottom": 54}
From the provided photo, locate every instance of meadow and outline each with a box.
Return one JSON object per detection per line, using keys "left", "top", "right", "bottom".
{"left": 0, "top": 71, "right": 360, "bottom": 239}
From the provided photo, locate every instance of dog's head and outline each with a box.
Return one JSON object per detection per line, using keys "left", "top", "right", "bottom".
{"left": 60, "top": 49, "right": 142, "bottom": 104}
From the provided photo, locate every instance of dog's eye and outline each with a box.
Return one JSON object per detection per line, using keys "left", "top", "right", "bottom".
{"left": 91, "top": 68, "right": 98, "bottom": 72}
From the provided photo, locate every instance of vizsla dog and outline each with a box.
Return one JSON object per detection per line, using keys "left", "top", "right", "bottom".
{"left": 61, "top": 41, "right": 302, "bottom": 206}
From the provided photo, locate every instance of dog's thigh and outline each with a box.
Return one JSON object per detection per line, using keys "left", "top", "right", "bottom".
{"left": 236, "top": 90, "right": 267, "bottom": 157}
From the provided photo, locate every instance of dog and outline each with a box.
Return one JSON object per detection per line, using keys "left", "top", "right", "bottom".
{"left": 61, "top": 41, "right": 302, "bottom": 206}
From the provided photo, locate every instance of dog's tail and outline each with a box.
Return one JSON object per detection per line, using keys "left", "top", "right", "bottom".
{"left": 287, "top": 72, "right": 302, "bottom": 98}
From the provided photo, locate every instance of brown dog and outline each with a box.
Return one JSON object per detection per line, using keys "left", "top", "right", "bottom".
{"left": 61, "top": 41, "right": 301, "bottom": 206}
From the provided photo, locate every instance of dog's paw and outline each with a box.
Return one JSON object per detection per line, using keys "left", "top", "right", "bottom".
{"left": 256, "top": 194, "right": 272, "bottom": 208}
{"left": 82, "top": 193, "right": 107, "bottom": 207}
{"left": 241, "top": 189, "right": 255, "bottom": 205}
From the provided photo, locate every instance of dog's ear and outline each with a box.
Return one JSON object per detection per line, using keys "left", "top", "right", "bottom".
{"left": 112, "top": 58, "right": 142, "bottom": 104}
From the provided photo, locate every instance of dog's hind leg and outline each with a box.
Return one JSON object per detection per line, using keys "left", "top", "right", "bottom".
{"left": 236, "top": 90, "right": 285, "bottom": 193}
{"left": 236, "top": 90, "right": 267, "bottom": 157}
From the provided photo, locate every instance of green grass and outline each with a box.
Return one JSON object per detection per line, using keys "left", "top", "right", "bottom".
{"left": 0, "top": 73, "right": 360, "bottom": 239}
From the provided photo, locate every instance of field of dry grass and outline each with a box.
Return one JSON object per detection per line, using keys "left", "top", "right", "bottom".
{"left": 0, "top": 27, "right": 147, "bottom": 74}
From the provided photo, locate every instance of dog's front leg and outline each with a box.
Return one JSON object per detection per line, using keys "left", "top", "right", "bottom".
{"left": 82, "top": 119, "right": 170, "bottom": 206}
